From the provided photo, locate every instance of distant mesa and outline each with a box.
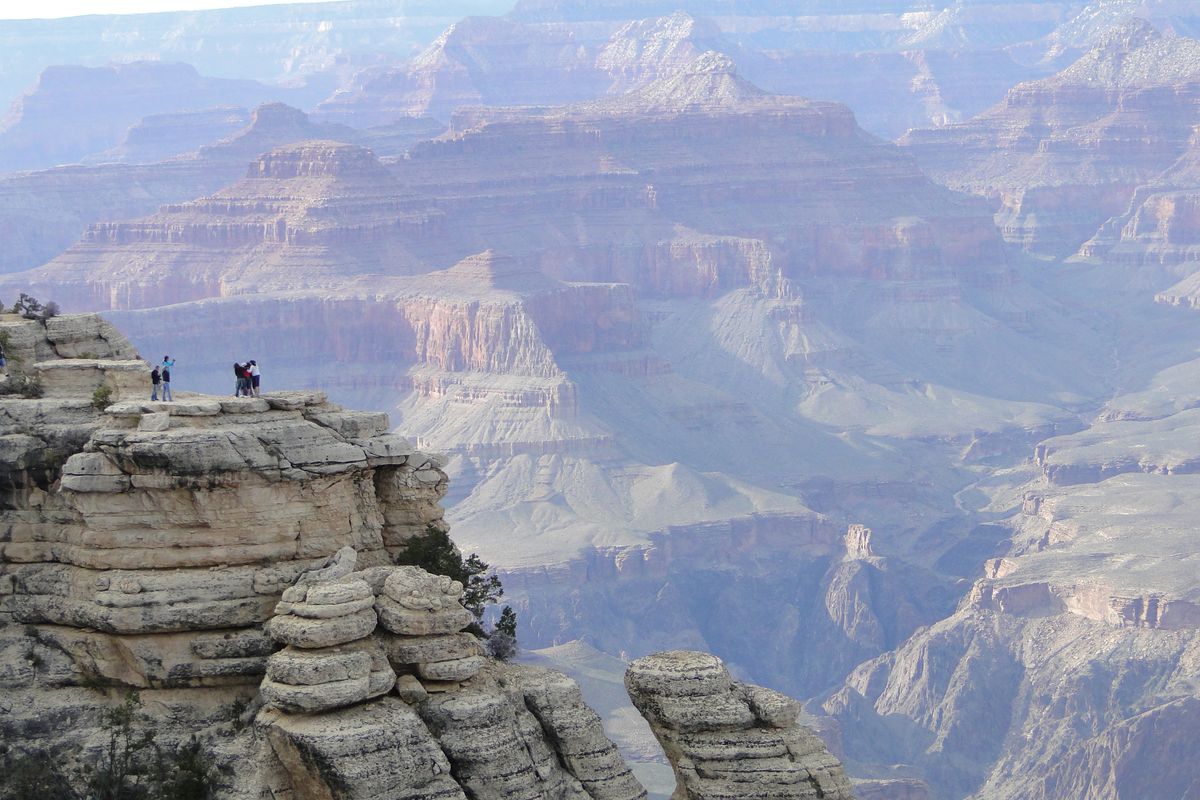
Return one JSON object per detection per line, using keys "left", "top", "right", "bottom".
{"left": 426, "top": 250, "right": 565, "bottom": 295}
{"left": 250, "top": 140, "right": 386, "bottom": 179}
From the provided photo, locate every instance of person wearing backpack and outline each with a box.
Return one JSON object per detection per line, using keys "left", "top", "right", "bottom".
{"left": 150, "top": 366, "right": 161, "bottom": 400}
{"left": 160, "top": 356, "right": 174, "bottom": 402}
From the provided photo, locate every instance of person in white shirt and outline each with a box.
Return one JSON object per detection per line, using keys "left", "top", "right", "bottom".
{"left": 249, "top": 360, "right": 261, "bottom": 396}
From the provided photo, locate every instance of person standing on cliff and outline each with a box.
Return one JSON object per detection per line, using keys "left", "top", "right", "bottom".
{"left": 235, "top": 361, "right": 249, "bottom": 396}
{"left": 161, "top": 356, "right": 174, "bottom": 402}
{"left": 150, "top": 365, "right": 161, "bottom": 401}
{"left": 249, "top": 360, "right": 261, "bottom": 396}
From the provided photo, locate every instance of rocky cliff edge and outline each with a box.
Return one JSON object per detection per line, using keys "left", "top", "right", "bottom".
{"left": 0, "top": 313, "right": 854, "bottom": 800}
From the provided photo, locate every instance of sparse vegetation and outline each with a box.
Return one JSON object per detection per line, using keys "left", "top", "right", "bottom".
{"left": 486, "top": 606, "right": 519, "bottom": 661}
{"left": 0, "top": 691, "right": 222, "bottom": 800}
{"left": 225, "top": 696, "right": 251, "bottom": 733}
{"left": 14, "top": 375, "right": 43, "bottom": 399}
{"left": 11, "top": 293, "right": 60, "bottom": 322}
{"left": 92, "top": 384, "right": 114, "bottom": 410}
{"left": 396, "top": 524, "right": 518, "bottom": 649}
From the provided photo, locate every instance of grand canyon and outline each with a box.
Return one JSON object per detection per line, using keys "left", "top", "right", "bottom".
{"left": 2, "top": 2, "right": 1200, "bottom": 799}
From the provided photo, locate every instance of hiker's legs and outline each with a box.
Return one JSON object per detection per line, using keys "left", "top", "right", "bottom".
{"left": 163, "top": 382, "right": 172, "bottom": 401}
{"left": 151, "top": 384, "right": 158, "bottom": 401}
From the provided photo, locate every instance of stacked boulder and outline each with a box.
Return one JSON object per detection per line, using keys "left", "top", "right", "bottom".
{"left": 625, "top": 650, "right": 854, "bottom": 800}
{"left": 261, "top": 548, "right": 396, "bottom": 714}
{"left": 259, "top": 551, "right": 489, "bottom": 713}
{"left": 375, "top": 566, "right": 487, "bottom": 692}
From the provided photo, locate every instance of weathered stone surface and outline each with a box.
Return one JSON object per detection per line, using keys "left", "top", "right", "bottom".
{"left": 266, "top": 646, "right": 372, "bottom": 686}
{"left": 262, "top": 698, "right": 466, "bottom": 800}
{"left": 266, "top": 607, "right": 377, "bottom": 649}
{"left": 416, "top": 671, "right": 646, "bottom": 800}
{"left": 396, "top": 673, "right": 429, "bottom": 704}
{"left": 285, "top": 595, "right": 376, "bottom": 620}
{"left": 416, "top": 655, "right": 487, "bottom": 682}
{"left": 376, "top": 595, "right": 474, "bottom": 636}
{"left": 626, "top": 651, "right": 854, "bottom": 800}
{"left": 261, "top": 673, "right": 372, "bottom": 714}
{"left": 379, "top": 631, "right": 481, "bottom": 665}
{"left": 508, "top": 665, "right": 648, "bottom": 800}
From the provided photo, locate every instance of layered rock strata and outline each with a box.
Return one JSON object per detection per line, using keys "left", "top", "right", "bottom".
{"left": 0, "top": 314, "right": 449, "bottom": 693}
{"left": 0, "top": 312, "right": 854, "bottom": 800}
{"left": 626, "top": 650, "right": 854, "bottom": 800}
{"left": 902, "top": 21, "right": 1200, "bottom": 258}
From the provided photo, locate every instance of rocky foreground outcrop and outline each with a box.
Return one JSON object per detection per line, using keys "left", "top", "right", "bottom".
{"left": 0, "top": 313, "right": 853, "bottom": 799}
{"left": 626, "top": 650, "right": 854, "bottom": 800}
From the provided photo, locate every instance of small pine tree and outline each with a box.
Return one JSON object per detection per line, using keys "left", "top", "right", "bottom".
{"left": 486, "top": 606, "right": 519, "bottom": 661}
{"left": 495, "top": 606, "right": 517, "bottom": 638}
{"left": 84, "top": 691, "right": 156, "bottom": 800}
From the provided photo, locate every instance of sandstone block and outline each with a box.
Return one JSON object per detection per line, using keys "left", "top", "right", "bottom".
{"left": 261, "top": 674, "right": 371, "bottom": 714}
{"left": 376, "top": 595, "right": 473, "bottom": 636}
{"left": 266, "top": 607, "right": 377, "bottom": 649}
{"left": 624, "top": 650, "right": 733, "bottom": 698}
{"left": 379, "top": 632, "right": 482, "bottom": 665}
{"left": 306, "top": 579, "right": 372, "bottom": 605}
{"left": 416, "top": 655, "right": 487, "bottom": 682}
{"left": 308, "top": 409, "right": 390, "bottom": 438}
{"left": 739, "top": 683, "right": 800, "bottom": 729}
{"left": 355, "top": 434, "right": 414, "bottom": 465}
{"left": 285, "top": 596, "right": 376, "bottom": 619}
{"left": 294, "top": 545, "right": 358, "bottom": 587}
{"left": 266, "top": 646, "right": 372, "bottom": 686}
{"left": 382, "top": 566, "right": 464, "bottom": 609}
{"left": 626, "top": 651, "right": 854, "bottom": 800}
{"left": 62, "top": 451, "right": 123, "bottom": 477}
{"left": 159, "top": 399, "right": 222, "bottom": 416}
{"left": 265, "top": 391, "right": 327, "bottom": 411}
{"left": 219, "top": 397, "right": 270, "bottom": 413}
{"left": 137, "top": 412, "right": 170, "bottom": 431}
{"left": 61, "top": 473, "right": 131, "bottom": 493}
{"left": 262, "top": 698, "right": 462, "bottom": 798}
{"left": 396, "top": 673, "right": 428, "bottom": 704}
{"left": 346, "top": 565, "right": 396, "bottom": 595}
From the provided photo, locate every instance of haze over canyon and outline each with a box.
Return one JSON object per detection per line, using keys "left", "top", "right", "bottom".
{"left": 3, "top": 2, "right": 1200, "bottom": 799}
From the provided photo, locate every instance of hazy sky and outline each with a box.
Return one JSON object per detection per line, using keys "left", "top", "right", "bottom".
{"left": 0, "top": 0, "right": 319, "bottom": 19}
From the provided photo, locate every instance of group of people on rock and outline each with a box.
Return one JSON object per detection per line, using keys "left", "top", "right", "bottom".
{"left": 235, "top": 360, "right": 261, "bottom": 397}
{"left": 147, "top": 356, "right": 263, "bottom": 401}
{"left": 150, "top": 356, "right": 174, "bottom": 401}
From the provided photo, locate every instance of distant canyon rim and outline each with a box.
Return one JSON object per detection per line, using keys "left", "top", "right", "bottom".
{"left": 3, "top": 2, "right": 1200, "bottom": 799}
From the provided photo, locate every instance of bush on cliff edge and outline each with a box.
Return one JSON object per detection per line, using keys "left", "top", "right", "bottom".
{"left": 396, "top": 524, "right": 518, "bottom": 656}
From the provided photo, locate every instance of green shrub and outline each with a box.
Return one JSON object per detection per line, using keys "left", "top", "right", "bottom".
{"left": 395, "top": 525, "right": 504, "bottom": 635}
{"left": 91, "top": 385, "right": 114, "bottom": 410}
{"left": 15, "top": 376, "right": 42, "bottom": 399}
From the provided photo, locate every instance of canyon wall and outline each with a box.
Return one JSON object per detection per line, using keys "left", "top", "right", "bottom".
{"left": 0, "top": 313, "right": 855, "bottom": 800}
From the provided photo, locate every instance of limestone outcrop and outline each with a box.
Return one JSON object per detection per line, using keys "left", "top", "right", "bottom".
{"left": 0, "top": 312, "right": 853, "bottom": 800}
{"left": 626, "top": 651, "right": 854, "bottom": 800}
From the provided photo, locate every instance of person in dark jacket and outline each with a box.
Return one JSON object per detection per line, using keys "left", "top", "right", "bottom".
{"left": 150, "top": 366, "right": 161, "bottom": 401}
